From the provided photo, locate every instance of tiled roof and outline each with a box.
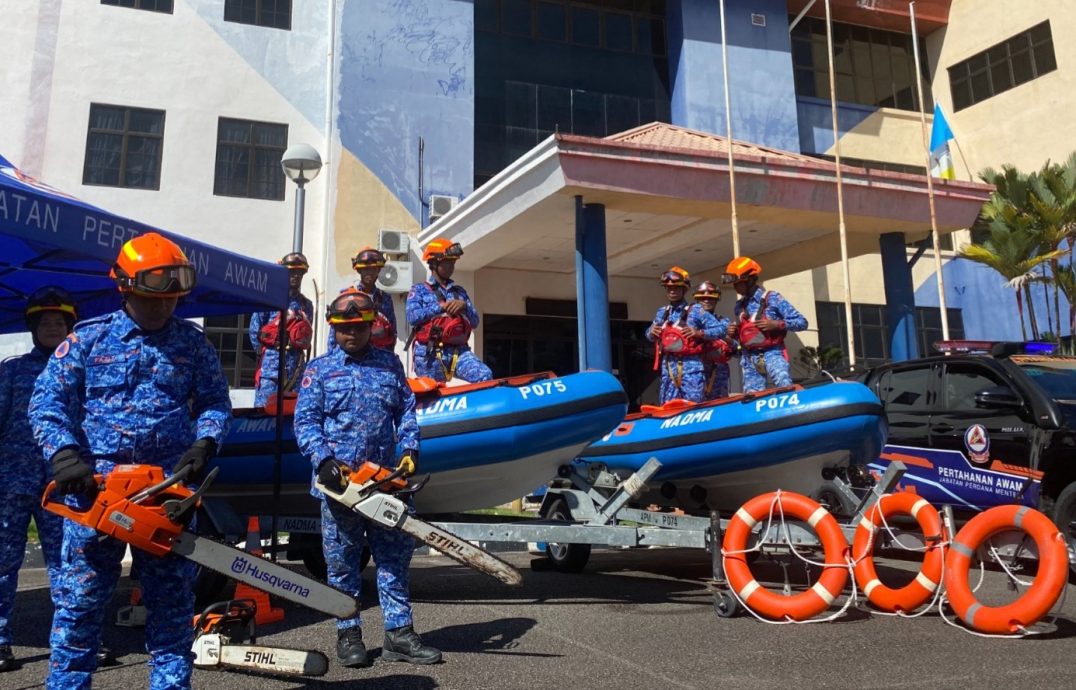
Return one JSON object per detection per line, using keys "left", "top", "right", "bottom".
{"left": 605, "top": 122, "right": 822, "bottom": 165}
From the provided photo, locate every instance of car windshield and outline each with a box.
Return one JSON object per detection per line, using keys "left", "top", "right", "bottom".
{"left": 1012, "top": 356, "right": 1076, "bottom": 401}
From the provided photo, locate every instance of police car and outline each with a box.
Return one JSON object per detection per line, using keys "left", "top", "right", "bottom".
{"left": 860, "top": 340, "right": 1076, "bottom": 560}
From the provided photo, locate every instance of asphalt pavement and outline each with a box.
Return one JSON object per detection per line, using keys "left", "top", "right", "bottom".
{"left": 6, "top": 548, "right": 1076, "bottom": 689}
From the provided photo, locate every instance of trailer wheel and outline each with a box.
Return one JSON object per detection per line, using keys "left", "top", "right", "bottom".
{"left": 713, "top": 590, "right": 740, "bottom": 618}
{"left": 1050, "top": 482, "right": 1076, "bottom": 577}
{"left": 542, "top": 497, "right": 591, "bottom": 573}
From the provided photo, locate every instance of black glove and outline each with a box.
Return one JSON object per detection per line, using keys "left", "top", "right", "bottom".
{"left": 51, "top": 448, "right": 97, "bottom": 495}
{"left": 175, "top": 439, "right": 217, "bottom": 481}
{"left": 395, "top": 449, "right": 419, "bottom": 477}
{"left": 317, "top": 459, "right": 348, "bottom": 494}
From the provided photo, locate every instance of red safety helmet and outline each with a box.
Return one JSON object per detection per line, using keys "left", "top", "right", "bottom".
{"left": 279, "top": 252, "right": 310, "bottom": 272}
{"left": 326, "top": 288, "right": 376, "bottom": 325}
{"left": 26, "top": 286, "right": 78, "bottom": 329}
{"left": 423, "top": 238, "right": 463, "bottom": 264}
{"left": 659, "top": 266, "right": 691, "bottom": 288}
{"left": 352, "top": 247, "right": 387, "bottom": 270}
{"left": 722, "top": 256, "right": 762, "bottom": 284}
{"left": 110, "top": 232, "right": 196, "bottom": 297}
{"left": 693, "top": 280, "right": 721, "bottom": 300}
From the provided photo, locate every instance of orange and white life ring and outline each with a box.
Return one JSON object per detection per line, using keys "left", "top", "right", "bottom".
{"left": 723, "top": 491, "right": 849, "bottom": 621}
{"left": 944, "top": 504, "right": 1069, "bottom": 634}
{"left": 852, "top": 493, "right": 945, "bottom": 613}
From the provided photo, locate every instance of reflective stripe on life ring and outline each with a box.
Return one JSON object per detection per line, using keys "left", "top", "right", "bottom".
{"left": 944, "top": 505, "right": 1069, "bottom": 634}
{"left": 852, "top": 493, "right": 945, "bottom": 613}
{"left": 723, "top": 491, "right": 849, "bottom": 621}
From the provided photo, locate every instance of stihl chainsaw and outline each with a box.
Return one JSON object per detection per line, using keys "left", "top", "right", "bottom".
{"left": 317, "top": 462, "right": 523, "bottom": 586}
{"left": 192, "top": 599, "right": 329, "bottom": 677}
{"left": 42, "top": 464, "right": 357, "bottom": 619}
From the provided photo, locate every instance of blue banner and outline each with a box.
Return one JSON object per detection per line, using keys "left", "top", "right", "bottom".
{"left": 0, "top": 154, "right": 289, "bottom": 333}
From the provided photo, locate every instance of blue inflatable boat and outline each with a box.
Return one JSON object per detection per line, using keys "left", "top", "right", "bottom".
{"left": 208, "top": 370, "right": 627, "bottom": 515}
{"left": 577, "top": 381, "right": 886, "bottom": 510}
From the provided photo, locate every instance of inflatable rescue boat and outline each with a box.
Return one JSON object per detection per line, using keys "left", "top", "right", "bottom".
{"left": 209, "top": 370, "right": 627, "bottom": 514}
{"left": 577, "top": 380, "right": 886, "bottom": 510}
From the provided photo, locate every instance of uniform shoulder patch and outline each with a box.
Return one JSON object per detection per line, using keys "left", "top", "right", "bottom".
{"left": 54, "top": 339, "right": 71, "bottom": 359}
{"left": 301, "top": 373, "right": 314, "bottom": 389}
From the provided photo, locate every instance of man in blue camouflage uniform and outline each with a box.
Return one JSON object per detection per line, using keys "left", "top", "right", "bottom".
{"left": 723, "top": 256, "right": 808, "bottom": 393}
{"left": 295, "top": 288, "right": 441, "bottom": 669}
{"left": 0, "top": 287, "right": 77, "bottom": 672}
{"left": 646, "top": 267, "right": 726, "bottom": 404}
{"left": 30, "top": 233, "right": 231, "bottom": 690}
{"left": 406, "top": 238, "right": 491, "bottom": 383}
{"left": 250, "top": 252, "right": 314, "bottom": 406}
{"left": 693, "top": 280, "right": 735, "bottom": 401}
{"left": 326, "top": 248, "right": 397, "bottom": 352}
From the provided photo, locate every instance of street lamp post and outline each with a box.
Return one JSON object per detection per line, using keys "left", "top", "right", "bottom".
{"left": 280, "top": 143, "right": 323, "bottom": 254}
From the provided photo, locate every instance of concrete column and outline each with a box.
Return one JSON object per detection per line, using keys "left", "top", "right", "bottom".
{"left": 575, "top": 202, "right": 611, "bottom": 373}
{"left": 880, "top": 232, "right": 919, "bottom": 361}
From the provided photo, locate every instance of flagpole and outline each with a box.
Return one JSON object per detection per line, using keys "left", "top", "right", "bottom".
{"left": 823, "top": 0, "right": 856, "bottom": 369}
{"left": 719, "top": 0, "right": 740, "bottom": 257}
{"left": 910, "top": 1, "right": 950, "bottom": 340}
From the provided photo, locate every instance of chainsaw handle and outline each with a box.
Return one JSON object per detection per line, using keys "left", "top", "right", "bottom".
{"left": 40, "top": 476, "right": 105, "bottom": 519}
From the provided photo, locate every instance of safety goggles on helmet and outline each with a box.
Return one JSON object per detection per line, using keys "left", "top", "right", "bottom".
{"left": 721, "top": 272, "right": 754, "bottom": 285}
{"left": 352, "top": 248, "right": 386, "bottom": 270}
{"left": 126, "top": 264, "right": 198, "bottom": 295}
{"left": 326, "top": 290, "right": 376, "bottom": 325}
{"left": 280, "top": 252, "right": 310, "bottom": 272}
{"left": 26, "top": 286, "right": 78, "bottom": 320}
{"left": 660, "top": 268, "right": 690, "bottom": 287}
{"left": 722, "top": 257, "right": 761, "bottom": 284}
{"left": 431, "top": 242, "right": 463, "bottom": 262}
{"left": 693, "top": 281, "right": 720, "bottom": 300}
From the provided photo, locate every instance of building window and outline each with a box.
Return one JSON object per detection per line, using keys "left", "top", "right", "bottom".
{"left": 101, "top": 0, "right": 174, "bottom": 12}
{"left": 948, "top": 21, "right": 1055, "bottom": 111}
{"left": 83, "top": 104, "right": 165, "bottom": 190}
{"left": 815, "top": 301, "right": 964, "bottom": 368}
{"left": 213, "top": 118, "right": 288, "bottom": 201}
{"left": 224, "top": 0, "right": 291, "bottom": 30}
{"left": 204, "top": 314, "right": 258, "bottom": 388}
{"left": 478, "top": 1, "right": 665, "bottom": 56}
{"left": 790, "top": 17, "right": 931, "bottom": 112}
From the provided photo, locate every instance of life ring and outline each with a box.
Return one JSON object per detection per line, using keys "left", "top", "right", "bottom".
{"left": 723, "top": 491, "right": 849, "bottom": 621}
{"left": 852, "top": 493, "right": 945, "bottom": 613}
{"left": 944, "top": 505, "right": 1069, "bottom": 634}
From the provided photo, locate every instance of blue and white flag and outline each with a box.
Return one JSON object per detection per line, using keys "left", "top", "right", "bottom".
{"left": 929, "top": 103, "right": 956, "bottom": 180}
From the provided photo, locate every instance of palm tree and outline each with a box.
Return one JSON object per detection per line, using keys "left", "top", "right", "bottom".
{"left": 1028, "top": 154, "right": 1076, "bottom": 341}
{"left": 1055, "top": 264, "right": 1076, "bottom": 352}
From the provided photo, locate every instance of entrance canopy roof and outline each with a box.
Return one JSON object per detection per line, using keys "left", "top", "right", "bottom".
{"left": 419, "top": 123, "right": 992, "bottom": 282}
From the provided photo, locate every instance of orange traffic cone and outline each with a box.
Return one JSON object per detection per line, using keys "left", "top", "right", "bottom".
{"left": 116, "top": 583, "right": 146, "bottom": 627}
{"left": 233, "top": 515, "right": 285, "bottom": 625}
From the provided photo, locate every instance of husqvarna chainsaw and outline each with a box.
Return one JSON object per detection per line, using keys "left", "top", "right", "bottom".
{"left": 191, "top": 599, "right": 329, "bottom": 677}
{"left": 316, "top": 462, "right": 523, "bottom": 587}
{"left": 41, "top": 464, "right": 358, "bottom": 619}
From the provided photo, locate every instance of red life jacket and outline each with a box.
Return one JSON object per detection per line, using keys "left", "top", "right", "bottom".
{"left": 258, "top": 309, "right": 313, "bottom": 351}
{"left": 738, "top": 291, "right": 786, "bottom": 351}
{"left": 652, "top": 305, "right": 705, "bottom": 372}
{"left": 703, "top": 338, "right": 733, "bottom": 364}
{"left": 413, "top": 283, "right": 473, "bottom": 346}
{"left": 370, "top": 312, "right": 397, "bottom": 349}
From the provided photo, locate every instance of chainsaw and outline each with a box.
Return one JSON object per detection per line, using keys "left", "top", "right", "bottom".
{"left": 192, "top": 599, "right": 329, "bottom": 677}
{"left": 42, "top": 464, "right": 357, "bottom": 619}
{"left": 317, "top": 462, "right": 523, "bottom": 586}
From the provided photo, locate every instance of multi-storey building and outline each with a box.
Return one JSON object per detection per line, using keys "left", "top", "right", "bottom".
{"left": 3, "top": 1, "right": 1071, "bottom": 406}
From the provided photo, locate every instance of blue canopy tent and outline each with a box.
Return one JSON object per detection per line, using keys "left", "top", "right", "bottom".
{"left": 0, "top": 154, "right": 289, "bottom": 332}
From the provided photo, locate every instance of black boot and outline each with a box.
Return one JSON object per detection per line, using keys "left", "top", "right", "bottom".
{"left": 336, "top": 627, "right": 370, "bottom": 668}
{"left": 97, "top": 645, "right": 117, "bottom": 667}
{"left": 0, "top": 645, "right": 16, "bottom": 672}
{"left": 382, "top": 626, "right": 442, "bottom": 665}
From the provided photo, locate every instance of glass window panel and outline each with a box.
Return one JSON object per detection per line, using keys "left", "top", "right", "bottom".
{"left": 214, "top": 117, "right": 286, "bottom": 200}
{"left": 950, "top": 75, "right": 971, "bottom": 111}
{"left": 969, "top": 67, "right": 991, "bottom": 101}
{"left": 794, "top": 69, "right": 817, "bottom": 98}
{"left": 537, "top": 2, "right": 566, "bottom": 42}
{"left": 128, "top": 109, "right": 163, "bottom": 134}
{"left": 1034, "top": 43, "right": 1057, "bottom": 74}
{"left": 835, "top": 74, "right": 855, "bottom": 102}
{"left": 572, "top": 89, "right": 605, "bottom": 136}
{"left": 944, "top": 365, "right": 1004, "bottom": 410}
{"left": 604, "top": 12, "right": 633, "bottom": 52}
{"left": 1010, "top": 47, "right": 1033, "bottom": 85}
{"left": 571, "top": 7, "right": 600, "bottom": 46}
{"left": 605, "top": 93, "right": 639, "bottom": 134}
{"left": 475, "top": 0, "right": 498, "bottom": 32}
{"left": 852, "top": 44, "right": 872, "bottom": 74}
{"left": 862, "top": 328, "right": 885, "bottom": 360}
{"left": 989, "top": 56, "right": 1013, "bottom": 93}
{"left": 638, "top": 98, "right": 656, "bottom": 124}
{"left": 855, "top": 77, "right": 875, "bottom": 105}
{"left": 870, "top": 42, "right": 890, "bottom": 78}
{"left": 505, "top": 81, "right": 538, "bottom": 129}
{"left": 645, "top": 17, "right": 664, "bottom": 56}
{"left": 501, "top": 0, "right": 531, "bottom": 36}
{"left": 90, "top": 106, "right": 125, "bottom": 130}
{"left": 253, "top": 123, "right": 286, "bottom": 146}
{"left": 1029, "top": 21, "right": 1051, "bottom": 45}
{"left": 792, "top": 38, "right": 812, "bottom": 68}
{"left": 537, "top": 85, "right": 571, "bottom": 131}
{"left": 885, "top": 367, "right": 930, "bottom": 411}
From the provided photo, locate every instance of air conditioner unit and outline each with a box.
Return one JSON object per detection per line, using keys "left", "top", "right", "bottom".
{"left": 376, "top": 260, "right": 413, "bottom": 294}
{"left": 428, "top": 195, "right": 458, "bottom": 222}
{"left": 378, "top": 228, "right": 410, "bottom": 255}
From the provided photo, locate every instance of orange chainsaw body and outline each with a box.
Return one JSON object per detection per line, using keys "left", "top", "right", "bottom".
{"left": 42, "top": 464, "right": 192, "bottom": 557}
{"left": 346, "top": 461, "right": 408, "bottom": 492}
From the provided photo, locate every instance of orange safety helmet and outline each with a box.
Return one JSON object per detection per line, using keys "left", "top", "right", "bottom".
{"left": 110, "top": 232, "right": 196, "bottom": 297}
{"left": 659, "top": 266, "right": 691, "bottom": 288}
{"left": 326, "top": 288, "right": 376, "bottom": 325}
{"left": 722, "top": 256, "right": 762, "bottom": 284}
{"left": 423, "top": 238, "right": 463, "bottom": 264}
{"left": 279, "top": 252, "right": 310, "bottom": 272}
{"left": 693, "top": 280, "right": 721, "bottom": 300}
{"left": 352, "top": 247, "right": 387, "bottom": 270}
